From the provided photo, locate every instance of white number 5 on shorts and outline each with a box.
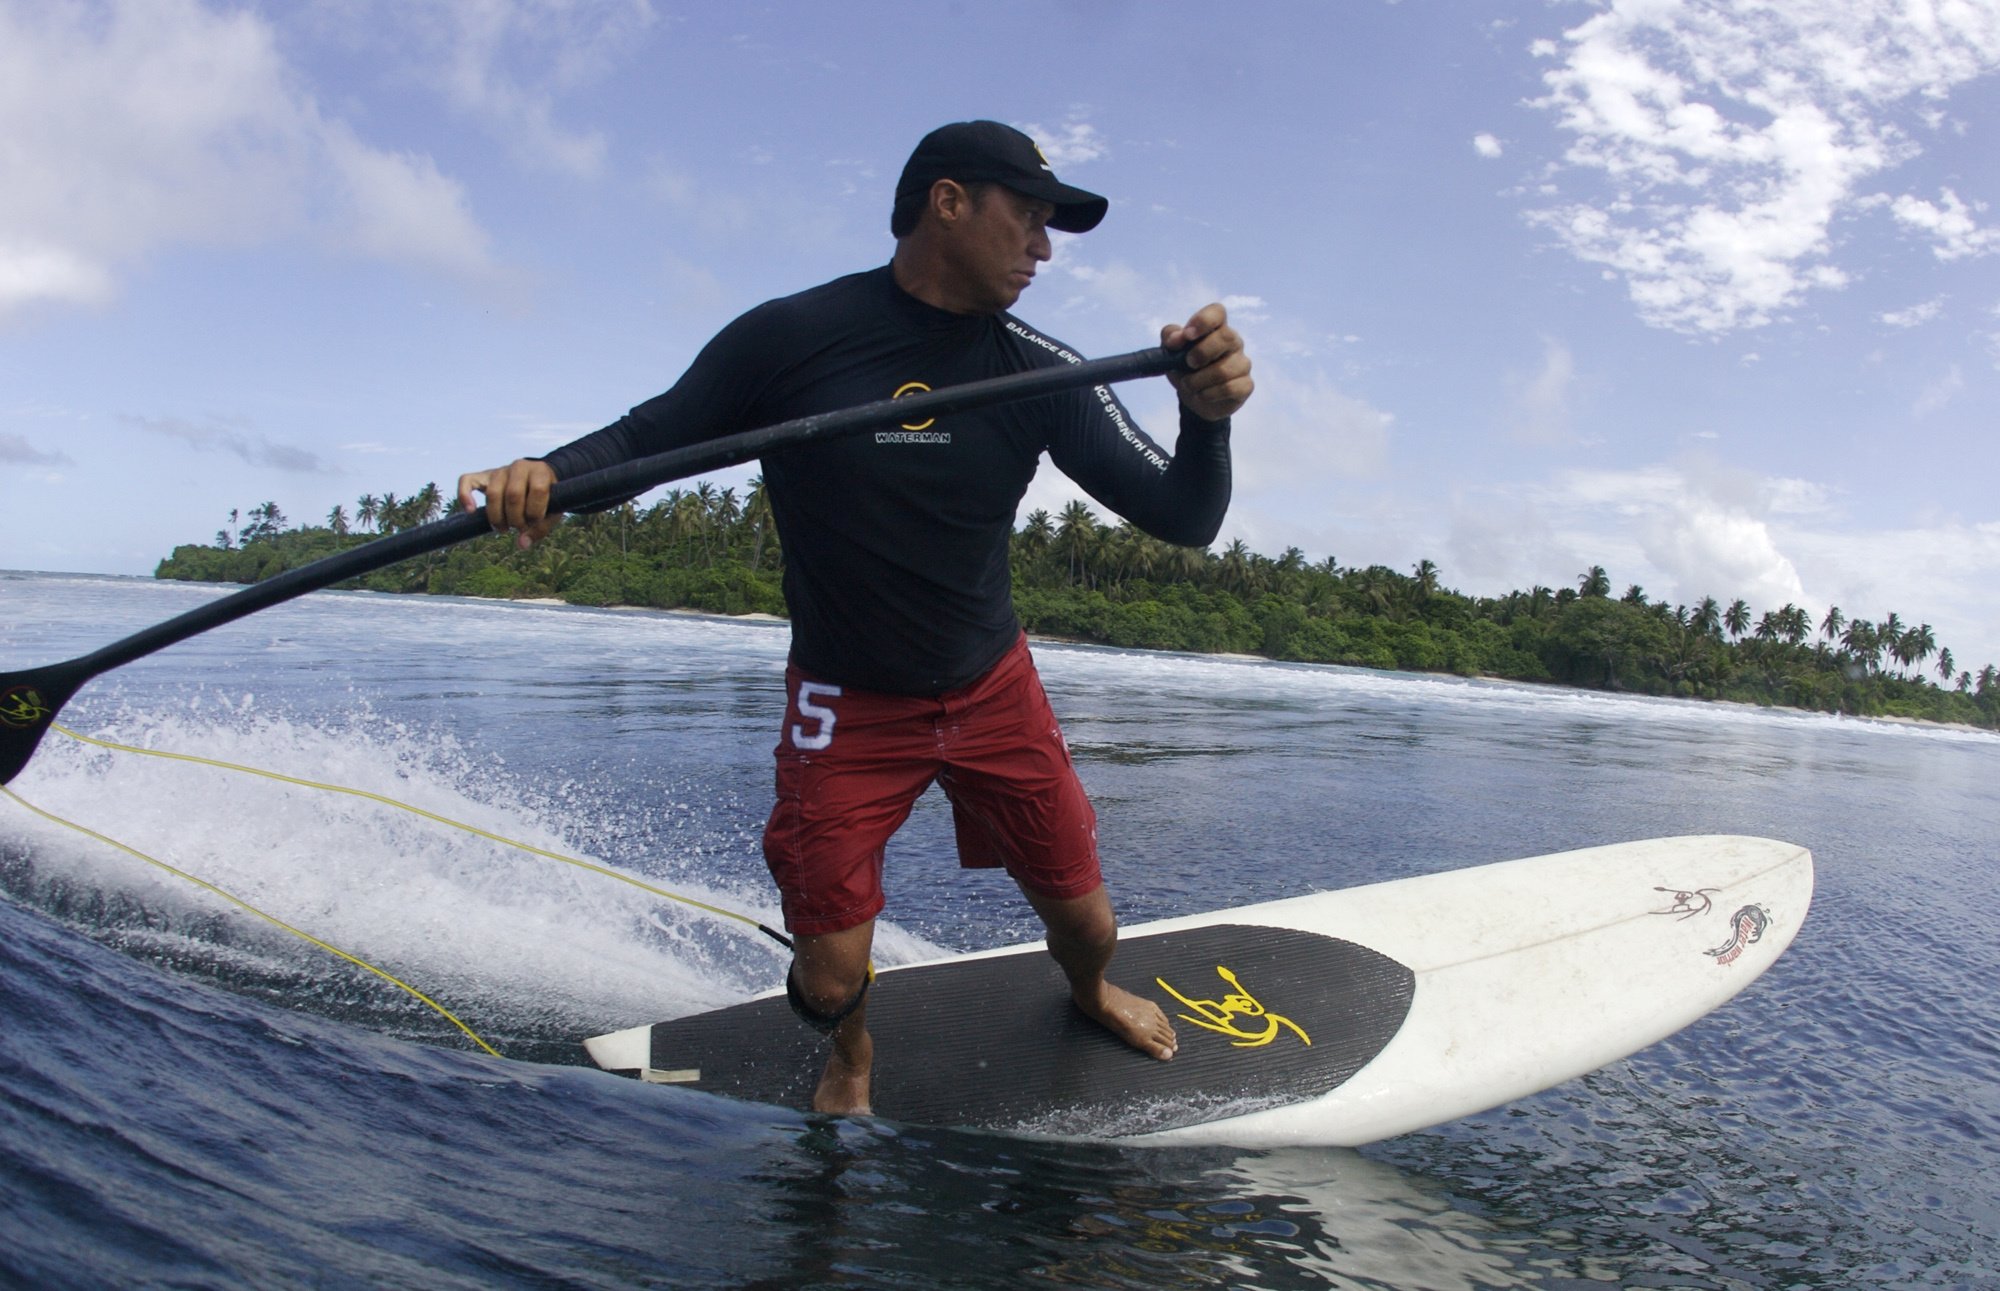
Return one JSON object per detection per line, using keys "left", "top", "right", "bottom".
{"left": 790, "top": 681, "right": 842, "bottom": 751}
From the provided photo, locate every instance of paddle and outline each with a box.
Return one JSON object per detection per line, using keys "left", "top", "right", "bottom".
{"left": 0, "top": 345, "right": 1188, "bottom": 785}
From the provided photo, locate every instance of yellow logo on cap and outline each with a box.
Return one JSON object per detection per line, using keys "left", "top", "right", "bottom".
{"left": 892, "top": 381, "right": 934, "bottom": 431}
{"left": 1033, "top": 144, "right": 1051, "bottom": 171}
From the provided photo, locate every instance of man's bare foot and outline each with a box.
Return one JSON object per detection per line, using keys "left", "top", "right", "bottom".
{"left": 811, "top": 1033, "right": 873, "bottom": 1115}
{"left": 1075, "top": 980, "right": 1178, "bottom": 1060}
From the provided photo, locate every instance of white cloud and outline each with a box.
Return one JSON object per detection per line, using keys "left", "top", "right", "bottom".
{"left": 1220, "top": 293, "right": 1269, "bottom": 322}
{"left": 322, "top": 123, "right": 494, "bottom": 276}
{"left": 1889, "top": 188, "right": 2000, "bottom": 260}
{"left": 1232, "top": 365, "right": 1392, "bottom": 491}
{"left": 1456, "top": 462, "right": 1806, "bottom": 611}
{"left": 1442, "top": 458, "right": 2000, "bottom": 667}
{"left": 0, "top": 244, "right": 115, "bottom": 312}
{"left": 1527, "top": 0, "right": 2000, "bottom": 333}
{"left": 0, "top": 433, "right": 73, "bottom": 466}
{"left": 1473, "top": 132, "right": 1504, "bottom": 159}
{"left": 1509, "top": 337, "right": 1577, "bottom": 445}
{"left": 1025, "top": 254, "right": 1390, "bottom": 537}
{"left": 124, "top": 413, "right": 333, "bottom": 473}
{"left": 1764, "top": 477, "right": 1833, "bottom": 517}
{"left": 1784, "top": 517, "right": 2000, "bottom": 670}
{"left": 1881, "top": 297, "right": 1946, "bottom": 328}
{"left": 0, "top": 0, "right": 503, "bottom": 319}
{"left": 1912, "top": 364, "right": 1965, "bottom": 416}
{"left": 302, "top": 0, "right": 655, "bottom": 177}
{"left": 1017, "top": 117, "right": 1107, "bottom": 170}
{"left": 1641, "top": 489, "right": 1807, "bottom": 610}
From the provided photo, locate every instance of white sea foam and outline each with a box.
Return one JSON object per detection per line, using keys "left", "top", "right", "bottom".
{"left": 4, "top": 697, "right": 942, "bottom": 1043}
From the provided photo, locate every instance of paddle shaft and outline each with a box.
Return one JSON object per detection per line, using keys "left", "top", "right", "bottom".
{"left": 2, "top": 344, "right": 1185, "bottom": 782}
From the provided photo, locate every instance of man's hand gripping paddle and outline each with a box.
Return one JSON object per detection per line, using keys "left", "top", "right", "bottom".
{"left": 0, "top": 345, "right": 1188, "bottom": 785}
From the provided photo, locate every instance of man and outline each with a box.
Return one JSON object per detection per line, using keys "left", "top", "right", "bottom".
{"left": 459, "top": 120, "right": 1253, "bottom": 1116}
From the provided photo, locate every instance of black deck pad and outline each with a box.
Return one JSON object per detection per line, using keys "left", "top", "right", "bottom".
{"left": 635, "top": 924, "right": 1415, "bottom": 1136}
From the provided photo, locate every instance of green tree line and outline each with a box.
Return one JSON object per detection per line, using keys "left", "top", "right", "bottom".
{"left": 157, "top": 483, "right": 2000, "bottom": 730}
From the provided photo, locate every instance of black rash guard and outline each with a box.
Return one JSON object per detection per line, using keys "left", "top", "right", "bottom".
{"left": 541, "top": 265, "right": 1232, "bottom": 696}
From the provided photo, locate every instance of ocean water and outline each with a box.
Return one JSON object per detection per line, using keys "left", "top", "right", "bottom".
{"left": 2, "top": 570, "right": 1995, "bottom": 1289}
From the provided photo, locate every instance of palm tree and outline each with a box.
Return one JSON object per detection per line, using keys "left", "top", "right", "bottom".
{"left": 1693, "top": 596, "right": 1722, "bottom": 639}
{"left": 1841, "top": 618, "right": 1879, "bottom": 673}
{"left": 1018, "top": 508, "right": 1054, "bottom": 558}
{"left": 1169, "top": 543, "right": 1208, "bottom": 582}
{"left": 356, "top": 494, "right": 380, "bottom": 532}
{"left": 1579, "top": 565, "right": 1611, "bottom": 598}
{"left": 1216, "top": 538, "right": 1256, "bottom": 596}
{"left": 1724, "top": 599, "right": 1751, "bottom": 641}
{"left": 1056, "top": 500, "right": 1101, "bottom": 586}
{"left": 1412, "top": 559, "right": 1440, "bottom": 599}
{"left": 1779, "top": 604, "right": 1810, "bottom": 647}
{"left": 712, "top": 486, "right": 741, "bottom": 531}
{"left": 1905, "top": 624, "right": 1937, "bottom": 679}
{"left": 672, "top": 489, "right": 710, "bottom": 565}
{"left": 1099, "top": 523, "right": 1141, "bottom": 588}
{"left": 534, "top": 546, "right": 575, "bottom": 594}
{"left": 1621, "top": 584, "right": 1647, "bottom": 607}
{"left": 406, "top": 485, "right": 442, "bottom": 527}
{"left": 241, "top": 500, "right": 287, "bottom": 543}
{"left": 1936, "top": 647, "right": 1954, "bottom": 685}
{"left": 1880, "top": 612, "right": 1905, "bottom": 668}
{"left": 1886, "top": 627, "right": 1915, "bottom": 677}
{"left": 743, "top": 476, "right": 776, "bottom": 571}
{"left": 1351, "top": 565, "right": 1402, "bottom": 619}
{"left": 327, "top": 503, "right": 350, "bottom": 536}
{"left": 1820, "top": 606, "right": 1845, "bottom": 645}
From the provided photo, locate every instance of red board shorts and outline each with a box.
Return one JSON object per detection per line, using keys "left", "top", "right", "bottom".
{"left": 762, "top": 633, "right": 1102, "bottom": 935}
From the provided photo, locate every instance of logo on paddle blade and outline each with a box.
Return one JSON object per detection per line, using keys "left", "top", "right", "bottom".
{"left": 1705, "top": 905, "right": 1770, "bottom": 966}
{"left": 1156, "top": 964, "right": 1311, "bottom": 1049}
{"left": 0, "top": 684, "right": 50, "bottom": 729}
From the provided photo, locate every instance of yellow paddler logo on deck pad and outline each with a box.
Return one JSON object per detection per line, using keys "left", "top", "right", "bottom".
{"left": 1, "top": 685, "right": 50, "bottom": 729}
{"left": 1157, "top": 964, "right": 1312, "bottom": 1049}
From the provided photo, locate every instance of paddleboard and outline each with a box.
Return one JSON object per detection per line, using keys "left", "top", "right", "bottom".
{"left": 584, "top": 834, "right": 1813, "bottom": 1146}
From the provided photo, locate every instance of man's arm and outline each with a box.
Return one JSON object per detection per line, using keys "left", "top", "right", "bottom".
{"left": 1047, "top": 302, "right": 1252, "bottom": 547}
{"left": 456, "top": 305, "right": 778, "bottom": 548}
{"left": 1161, "top": 302, "right": 1254, "bottom": 424}
{"left": 457, "top": 458, "right": 559, "bottom": 551}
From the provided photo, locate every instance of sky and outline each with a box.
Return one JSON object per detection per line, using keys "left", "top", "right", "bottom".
{"left": 4, "top": 0, "right": 1999, "bottom": 675}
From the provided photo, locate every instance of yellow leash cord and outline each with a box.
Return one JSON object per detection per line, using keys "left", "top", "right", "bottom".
{"left": 1, "top": 782, "right": 502, "bottom": 1058}
{"left": 4, "top": 722, "right": 803, "bottom": 1059}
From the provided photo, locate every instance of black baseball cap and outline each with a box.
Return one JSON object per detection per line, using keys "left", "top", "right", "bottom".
{"left": 895, "top": 120, "right": 1109, "bottom": 234}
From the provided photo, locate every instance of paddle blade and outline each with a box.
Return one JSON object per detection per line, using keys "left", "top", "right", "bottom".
{"left": 0, "top": 661, "right": 88, "bottom": 785}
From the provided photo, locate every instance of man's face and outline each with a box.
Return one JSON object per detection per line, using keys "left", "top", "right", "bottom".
{"left": 946, "top": 184, "right": 1056, "bottom": 313}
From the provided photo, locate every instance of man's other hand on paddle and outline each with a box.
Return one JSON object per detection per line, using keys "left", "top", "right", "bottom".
{"left": 458, "top": 458, "right": 559, "bottom": 550}
{"left": 1161, "top": 302, "right": 1254, "bottom": 424}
